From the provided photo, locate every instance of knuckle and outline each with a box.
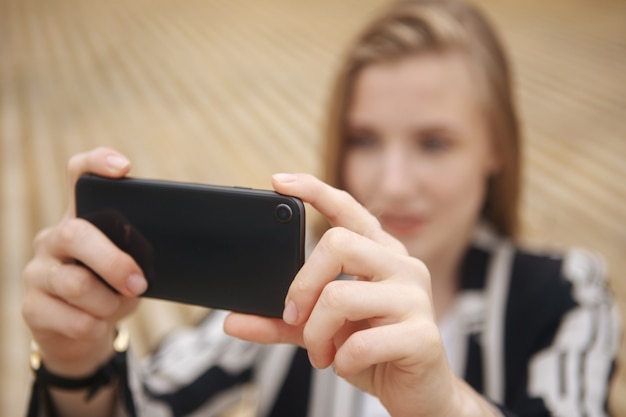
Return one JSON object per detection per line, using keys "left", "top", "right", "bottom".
{"left": 67, "top": 151, "right": 89, "bottom": 177}
{"left": 412, "top": 319, "right": 445, "bottom": 363}
{"left": 66, "top": 154, "right": 83, "bottom": 181}
{"left": 68, "top": 313, "right": 99, "bottom": 339}
{"left": 33, "top": 228, "right": 52, "bottom": 252}
{"left": 363, "top": 218, "right": 382, "bottom": 238}
{"left": 101, "top": 296, "right": 124, "bottom": 318}
{"left": 302, "top": 326, "right": 315, "bottom": 348}
{"left": 321, "top": 189, "right": 352, "bottom": 222}
{"left": 57, "top": 273, "right": 91, "bottom": 301}
{"left": 290, "top": 273, "right": 312, "bottom": 296}
{"left": 336, "top": 189, "right": 353, "bottom": 205}
{"left": 67, "top": 148, "right": 106, "bottom": 187}
{"left": 56, "top": 219, "right": 89, "bottom": 247}
{"left": 321, "top": 227, "right": 352, "bottom": 252}
{"left": 22, "top": 259, "right": 41, "bottom": 286}
{"left": 412, "top": 289, "right": 432, "bottom": 311}
{"left": 346, "top": 331, "right": 370, "bottom": 361}
{"left": 334, "top": 332, "right": 370, "bottom": 378}
{"left": 319, "top": 280, "right": 348, "bottom": 310}
{"left": 403, "top": 256, "right": 431, "bottom": 281}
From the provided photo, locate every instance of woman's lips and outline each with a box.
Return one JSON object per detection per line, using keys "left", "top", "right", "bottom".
{"left": 379, "top": 214, "right": 425, "bottom": 236}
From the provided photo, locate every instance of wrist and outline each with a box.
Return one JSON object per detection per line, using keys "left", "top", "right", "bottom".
{"left": 449, "top": 378, "right": 500, "bottom": 417}
{"left": 36, "top": 327, "right": 122, "bottom": 377}
{"left": 30, "top": 328, "right": 129, "bottom": 400}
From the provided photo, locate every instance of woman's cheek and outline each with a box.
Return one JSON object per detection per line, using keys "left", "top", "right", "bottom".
{"left": 343, "top": 154, "right": 377, "bottom": 200}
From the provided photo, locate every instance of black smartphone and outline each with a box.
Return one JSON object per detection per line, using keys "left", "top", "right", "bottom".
{"left": 75, "top": 174, "right": 305, "bottom": 318}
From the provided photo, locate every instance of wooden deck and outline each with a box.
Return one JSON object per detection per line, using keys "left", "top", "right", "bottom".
{"left": 1, "top": 0, "right": 625, "bottom": 415}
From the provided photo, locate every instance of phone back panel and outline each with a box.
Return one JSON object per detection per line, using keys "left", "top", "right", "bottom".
{"left": 76, "top": 175, "right": 305, "bottom": 317}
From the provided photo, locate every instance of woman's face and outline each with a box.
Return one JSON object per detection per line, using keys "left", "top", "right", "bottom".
{"left": 343, "top": 52, "right": 498, "bottom": 268}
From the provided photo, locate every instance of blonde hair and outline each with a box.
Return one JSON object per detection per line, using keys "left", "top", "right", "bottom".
{"left": 320, "top": 0, "right": 521, "bottom": 238}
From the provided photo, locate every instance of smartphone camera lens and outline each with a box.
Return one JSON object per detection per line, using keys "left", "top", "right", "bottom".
{"left": 275, "top": 203, "right": 293, "bottom": 223}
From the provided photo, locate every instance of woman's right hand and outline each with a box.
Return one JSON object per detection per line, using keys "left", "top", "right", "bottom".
{"left": 22, "top": 147, "right": 147, "bottom": 378}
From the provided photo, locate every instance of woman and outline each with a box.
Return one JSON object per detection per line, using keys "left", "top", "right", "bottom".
{"left": 23, "top": 0, "right": 618, "bottom": 416}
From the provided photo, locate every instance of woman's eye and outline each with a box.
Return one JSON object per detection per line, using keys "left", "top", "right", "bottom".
{"left": 419, "top": 134, "right": 450, "bottom": 152}
{"left": 346, "top": 133, "right": 379, "bottom": 149}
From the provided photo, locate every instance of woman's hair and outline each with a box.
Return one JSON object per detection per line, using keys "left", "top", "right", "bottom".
{"left": 320, "top": 0, "right": 521, "bottom": 238}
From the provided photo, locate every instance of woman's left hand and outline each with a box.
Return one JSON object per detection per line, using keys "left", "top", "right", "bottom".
{"left": 224, "top": 173, "right": 494, "bottom": 417}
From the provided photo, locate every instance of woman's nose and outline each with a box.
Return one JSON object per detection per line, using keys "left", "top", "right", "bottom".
{"left": 379, "top": 147, "right": 417, "bottom": 199}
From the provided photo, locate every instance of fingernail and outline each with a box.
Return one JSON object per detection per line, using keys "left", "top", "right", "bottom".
{"left": 126, "top": 274, "right": 147, "bottom": 295}
{"left": 273, "top": 173, "right": 297, "bottom": 183}
{"left": 283, "top": 300, "right": 298, "bottom": 324}
{"left": 106, "top": 154, "right": 130, "bottom": 170}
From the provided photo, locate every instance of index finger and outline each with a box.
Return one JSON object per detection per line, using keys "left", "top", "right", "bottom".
{"left": 45, "top": 218, "right": 147, "bottom": 297}
{"left": 283, "top": 227, "right": 421, "bottom": 327}
{"left": 64, "top": 147, "right": 132, "bottom": 219}
{"left": 272, "top": 173, "right": 406, "bottom": 254}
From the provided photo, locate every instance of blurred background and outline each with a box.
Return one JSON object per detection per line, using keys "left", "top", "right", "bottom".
{"left": 1, "top": 0, "right": 625, "bottom": 415}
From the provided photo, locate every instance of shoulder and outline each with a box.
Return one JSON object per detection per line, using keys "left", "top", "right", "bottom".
{"left": 519, "top": 248, "right": 620, "bottom": 415}
{"left": 503, "top": 243, "right": 619, "bottom": 355}
{"left": 509, "top": 245, "right": 611, "bottom": 310}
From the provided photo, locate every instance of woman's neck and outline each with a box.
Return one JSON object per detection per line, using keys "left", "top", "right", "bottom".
{"left": 425, "top": 240, "right": 470, "bottom": 321}
{"left": 429, "top": 262, "right": 461, "bottom": 321}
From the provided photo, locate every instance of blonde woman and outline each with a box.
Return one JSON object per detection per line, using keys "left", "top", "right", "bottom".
{"left": 24, "top": 1, "right": 618, "bottom": 416}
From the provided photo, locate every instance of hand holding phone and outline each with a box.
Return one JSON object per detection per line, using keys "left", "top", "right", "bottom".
{"left": 75, "top": 174, "right": 305, "bottom": 317}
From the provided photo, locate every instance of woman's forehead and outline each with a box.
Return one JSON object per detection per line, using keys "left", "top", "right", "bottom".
{"left": 347, "top": 53, "right": 483, "bottom": 127}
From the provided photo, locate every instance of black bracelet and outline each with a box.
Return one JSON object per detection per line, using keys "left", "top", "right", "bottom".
{"left": 30, "top": 329, "right": 129, "bottom": 401}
